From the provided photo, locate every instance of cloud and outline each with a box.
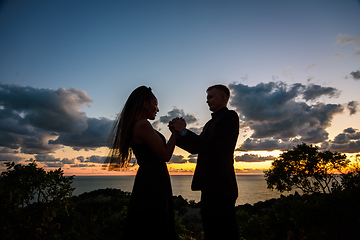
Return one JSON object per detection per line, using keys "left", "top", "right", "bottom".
{"left": 0, "top": 84, "right": 113, "bottom": 153}
{"left": 320, "top": 127, "right": 360, "bottom": 153}
{"left": 28, "top": 154, "right": 67, "bottom": 168}
{"left": 0, "top": 84, "right": 92, "bottom": 133}
{"left": 229, "top": 82, "right": 347, "bottom": 151}
{"left": 151, "top": 120, "right": 161, "bottom": 130}
{"left": 61, "top": 158, "right": 75, "bottom": 164}
{"left": 85, "top": 155, "right": 107, "bottom": 163}
{"left": 302, "top": 84, "right": 339, "bottom": 101}
{"left": 306, "top": 61, "right": 322, "bottom": 70}
{"left": 336, "top": 34, "right": 360, "bottom": 56}
{"left": 71, "top": 163, "right": 97, "bottom": 168}
{"left": 334, "top": 53, "right": 344, "bottom": 59}
{"left": 234, "top": 168, "right": 268, "bottom": 174}
{"left": 77, "top": 156, "right": 85, "bottom": 162}
{"left": 234, "top": 153, "right": 276, "bottom": 163}
{"left": 0, "top": 147, "right": 18, "bottom": 154}
{"left": 333, "top": 127, "right": 360, "bottom": 144}
{"left": 237, "top": 138, "right": 301, "bottom": 152}
{"left": 34, "top": 154, "right": 61, "bottom": 162}
{"left": 170, "top": 154, "right": 187, "bottom": 163}
{"left": 336, "top": 34, "right": 359, "bottom": 46}
{"left": 321, "top": 130, "right": 360, "bottom": 154}
{"left": 159, "top": 107, "right": 197, "bottom": 124}
{"left": 0, "top": 153, "right": 24, "bottom": 162}
{"left": 350, "top": 71, "right": 360, "bottom": 80}
{"left": 347, "top": 101, "right": 359, "bottom": 115}
{"left": 187, "top": 154, "right": 198, "bottom": 163}
{"left": 50, "top": 117, "right": 113, "bottom": 150}
{"left": 188, "top": 126, "right": 203, "bottom": 135}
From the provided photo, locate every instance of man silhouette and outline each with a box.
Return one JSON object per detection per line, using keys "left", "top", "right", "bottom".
{"left": 170, "top": 84, "right": 239, "bottom": 240}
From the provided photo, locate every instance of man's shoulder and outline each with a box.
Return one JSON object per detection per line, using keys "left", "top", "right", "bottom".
{"left": 224, "top": 109, "right": 239, "bottom": 119}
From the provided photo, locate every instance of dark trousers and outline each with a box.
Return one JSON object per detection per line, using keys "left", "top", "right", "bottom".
{"left": 200, "top": 192, "right": 239, "bottom": 240}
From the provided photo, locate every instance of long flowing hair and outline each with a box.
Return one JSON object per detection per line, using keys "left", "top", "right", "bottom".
{"left": 104, "top": 86, "right": 154, "bottom": 170}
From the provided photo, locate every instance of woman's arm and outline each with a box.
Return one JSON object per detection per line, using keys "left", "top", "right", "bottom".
{"left": 133, "top": 120, "right": 178, "bottom": 162}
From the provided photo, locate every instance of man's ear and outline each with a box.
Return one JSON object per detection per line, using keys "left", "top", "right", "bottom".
{"left": 143, "top": 101, "right": 149, "bottom": 109}
{"left": 221, "top": 93, "right": 229, "bottom": 105}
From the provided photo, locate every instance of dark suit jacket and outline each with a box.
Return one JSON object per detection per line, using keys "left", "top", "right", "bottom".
{"left": 177, "top": 107, "right": 239, "bottom": 201}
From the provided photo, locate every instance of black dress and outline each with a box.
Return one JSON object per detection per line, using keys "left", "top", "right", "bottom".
{"left": 122, "top": 131, "right": 177, "bottom": 240}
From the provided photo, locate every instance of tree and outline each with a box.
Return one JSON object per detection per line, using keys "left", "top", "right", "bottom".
{"left": 0, "top": 161, "right": 75, "bottom": 239}
{"left": 340, "top": 155, "right": 360, "bottom": 191}
{"left": 0, "top": 161, "right": 74, "bottom": 207}
{"left": 264, "top": 143, "right": 349, "bottom": 194}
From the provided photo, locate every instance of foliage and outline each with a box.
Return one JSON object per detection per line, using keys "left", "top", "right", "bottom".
{"left": 2, "top": 159, "right": 359, "bottom": 239}
{"left": 264, "top": 143, "right": 349, "bottom": 194}
{"left": 70, "top": 188, "right": 131, "bottom": 240}
{"left": 1, "top": 161, "right": 74, "bottom": 207}
{"left": 236, "top": 187, "right": 360, "bottom": 240}
{"left": 0, "top": 161, "right": 75, "bottom": 240}
{"left": 339, "top": 156, "right": 360, "bottom": 191}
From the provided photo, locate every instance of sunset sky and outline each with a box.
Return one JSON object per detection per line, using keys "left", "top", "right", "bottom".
{"left": 1, "top": 0, "right": 360, "bottom": 175}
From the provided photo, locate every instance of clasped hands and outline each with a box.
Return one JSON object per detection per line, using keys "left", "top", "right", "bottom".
{"left": 168, "top": 117, "right": 186, "bottom": 136}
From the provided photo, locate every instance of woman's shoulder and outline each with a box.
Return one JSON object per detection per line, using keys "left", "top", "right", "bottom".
{"left": 133, "top": 119, "right": 152, "bottom": 129}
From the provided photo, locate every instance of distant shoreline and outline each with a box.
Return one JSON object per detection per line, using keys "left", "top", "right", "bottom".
{"left": 68, "top": 173, "right": 266, "bottom": 177}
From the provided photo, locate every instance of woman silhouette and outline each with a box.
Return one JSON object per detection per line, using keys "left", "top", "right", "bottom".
{"left": 105, "top": 86, "right": 178, "bottom": 239}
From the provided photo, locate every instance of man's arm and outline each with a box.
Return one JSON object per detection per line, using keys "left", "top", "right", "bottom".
{"left": 176, "top": 129, "right": 201, "bottom": 154}
{"left": 176, "top": 111, "right": 239, "bottom": 155}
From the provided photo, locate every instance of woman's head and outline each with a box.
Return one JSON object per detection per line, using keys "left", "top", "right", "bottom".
{"left": 105, "top": 86, "right": 156, "bottom": 169}
{"left": 123, "top": 86, "right": 156, "bottom": 121}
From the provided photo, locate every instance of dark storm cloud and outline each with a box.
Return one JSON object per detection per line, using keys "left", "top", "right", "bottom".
{"left": 85, "top": 155, "right": 107, "bottom": 164}
{"left": 234, "top": 153, "right": 276, "bottom": 163}
{"left": 50, "top": 117, "right": 113, "bottom": 150}
{"left": 0, "top": 153, "right": 23, "bottom": 162}
{"left": 27, "top": 154, "right": 65, "bottom": 168}
{"left": 229, "top": 82, "right": 346, "bottom": 151}
{"left": 331, "top": 127, "right": 360, "bottom": 144}
{"left": 32, "top": 154, "right": 102, "bottom": 167}
{"left": 0, "top": 84, "right": 113, "bottom": 154}
{"left": 159, "top": 107, "right": 197, "bottom": 124}
{"left": 34, "top": 154, "right": 60, "bottom": 162}
{"left": 0, "top": 147, "right": 18, "bottom": 154}
{"left": 321, "top": 127, "right": 360, "bottom": 153}
{"left": 302, "top": 84, "right": 339, "bottom": 101}
{"left": 61, "top": 158, "right": 75, "bottom": 164}
{"left": 187, "top": 154, "right": 198, "bottom": 163}
{"left": 237, "top": 138, "right": 301, "bottom": 152}
{"left": 0, "top": 84, "right": 92, "bottom": 133}
{"left": 344, "top": 127, "right": 357, "bottom": 134}
{"left": 20, "top": 132, "right": 63, "bottom": 154}
{"left": 170, "top": 154, "right": 187, "bottom": 163}
{"left": 347, "top": 101, "right": 359, "bottom": 115}
{"left": 321, "top": 141, "right": 360, "bottom": 154}
{"left": 350, "top": 71, "right": 360, "bottom": 80}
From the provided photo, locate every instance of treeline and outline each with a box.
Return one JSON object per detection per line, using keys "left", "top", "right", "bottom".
{"left": 1, "top": 143, "right": 360, "bottom": 240}
{"left": 1, "top": 186, "right": 359, "bottom": 240}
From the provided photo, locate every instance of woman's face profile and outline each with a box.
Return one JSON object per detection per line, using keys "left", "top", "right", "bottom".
{"left": 144, "top": 96, "right": 159, "bottom": 120}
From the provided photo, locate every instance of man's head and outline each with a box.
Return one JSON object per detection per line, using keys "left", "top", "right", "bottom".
{"left": 206, "top": 84, "right": 230, "bottom": 113}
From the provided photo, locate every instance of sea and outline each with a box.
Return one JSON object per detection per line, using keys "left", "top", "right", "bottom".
{"left": 72, "top": 175, "right": 297, "bottom": 206}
